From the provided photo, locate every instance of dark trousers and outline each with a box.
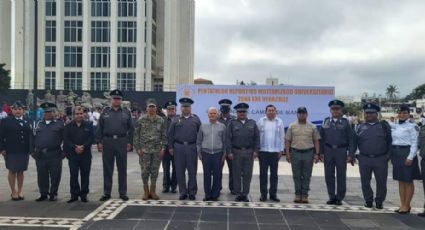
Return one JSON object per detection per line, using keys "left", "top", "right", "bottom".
{"left": 68, "top": 152, "right": 92, "bottom": 198}
{"left": 102, "top": 137, "right": 127, "bottom": 196}
{"left": 174, "top": 143, "right": 198, "bottom": 196}
{"left": 358, "top": 154, "right": 388, "bottom": 204}
{"left": 324, "top": 147, "right": 347, "bottom": 201}
{"left": 232, "top": 148, "right": 254, "bottom": 197}
{"left": 202, "top": 152, "right": 222, "bottom": 199}
{"left": 162, "top": 150, "right": 177, "bottom": 191}
{"left": 421, "top": 158, "right": 425, "bottom": 208}
{"left": 35, "top": 153, "right": 63, "bottom": 197}
{"left": 258, "top": 151, "right": 279, "bottom": 197}
{"left": 291, "top": 150, "right": 314, "bottom": 196}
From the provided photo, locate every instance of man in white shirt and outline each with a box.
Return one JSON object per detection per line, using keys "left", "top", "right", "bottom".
{"left": 257, "top": 105, "right": 285, "bottom": 202}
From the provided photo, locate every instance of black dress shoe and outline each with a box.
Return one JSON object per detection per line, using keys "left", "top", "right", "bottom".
{"left": 189, "top": 195, "right": 196, "bottom": 200}
{"left": 398, "top": 208, "right": 411, "bottom": 214}
{"left": 49, "top": 195, "right": 57, "bottom": 201}
{"left": 270, "top": 196, "right": 280, "bottom": 202}
{"left": 235, "top": 196, "right": 243, "bottom": 202}
{"left": 67, "top": 197, "right": 78, "bottom": 203}
{"left": 335, "top": 199, "right": 343, "bottom": 206}
{"left": 375, "top": 203, "right": 383, "bottom": 209}
{"left": 326, "top": 199, "right": 336, "bottom": 205}
{"left": 120, "top": 195, "right": 129, "bottom": 201}
{"left": 231, "top": 191, "right": 237, "bottom": 195}
{"left": 171, "top": 188, "right": 177, "bottom": 193}
{"left": 36, "top": 196, "right": 48, "bottom": 202}
{"left": 364, "top": 202, "right": 373, "bottom": 208}
{"left": 80, "top": 197, "right": 88, "bottom": 203}
{"left": 260, "top": 195, "right": 267, "bottom": 202}
{"left": 99, "top": 195, "right": 111, "bottom": 202}
{"left": 179, "top": 194, "right": 188, "bottom": 200}
{"left": 162, "top": 188, "right": 170, "bottom": 193}
{"left": 203, "top": 197, "right": 211, "bottom": 201}
{"left": 417, "top": 212, "right": 425, "bottom": 217}
{"left": 242, "top": 196, "right": 250, "bottom": 202}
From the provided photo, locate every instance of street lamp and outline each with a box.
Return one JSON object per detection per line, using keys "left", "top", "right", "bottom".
{"left": 32, "top": 0, "right": 38, "bottom": 121}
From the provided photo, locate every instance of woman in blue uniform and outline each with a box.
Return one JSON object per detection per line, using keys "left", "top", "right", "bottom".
{"left": 391, "top": 105, "right": 421, "bottom": 214}
{"left": 0, "top": 101, "right": 32, "bottom": 201}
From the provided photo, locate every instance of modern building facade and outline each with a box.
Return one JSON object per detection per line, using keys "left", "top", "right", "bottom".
{"left": 0, "top": 0, "right": 195, "bottom": 92}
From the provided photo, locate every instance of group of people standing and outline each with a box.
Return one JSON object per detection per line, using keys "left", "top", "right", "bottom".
{"left": 1, "top": 89, "right": 425, "bottom": 217}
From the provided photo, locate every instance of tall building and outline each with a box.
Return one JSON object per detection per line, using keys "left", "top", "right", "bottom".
{"left": 0, "top": 0, "right": 195, "bottom": 92}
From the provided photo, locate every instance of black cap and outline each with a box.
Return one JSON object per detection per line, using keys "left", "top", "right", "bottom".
{"left": 398, "top": 104, "right": 410, "bottom": 113}
{"left": 233, "top": 103, "right": 249, "bottom": 112}
{"left": 40, "top": 102, "right": 57, "bottom": 112}
{"left": 11, "top": 101, "right": 24, "bottom": 109}
{"left": 328, "top": 100, "right": 345, "bottom": 108}
{"left": 363, "top": 103, "right": 380, "bottom": 113}
{"left": 218, "top": 99, "right": 233, "bottom": 107}
{"left": 164, "top": 101, "right": 177, "bottom": 109}
{"left": 146, "top": 98, "right": 157, "bottom": 107}
{"left": 297, "top": 106, "right": 308, "bottom": 113}
{"left": 179, "top": 98, "right": 194, "bottom": 107}
{"left": 109, "top": 89, "right": 123, "bottom": 98}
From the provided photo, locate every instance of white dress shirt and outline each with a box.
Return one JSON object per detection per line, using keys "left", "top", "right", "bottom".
{"left": 257, "top": 116, "right": 285, "bottom": 152}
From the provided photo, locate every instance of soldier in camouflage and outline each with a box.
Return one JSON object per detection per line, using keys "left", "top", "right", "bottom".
{"left": 133, "top": 99, "right": 167, "bottom": 200}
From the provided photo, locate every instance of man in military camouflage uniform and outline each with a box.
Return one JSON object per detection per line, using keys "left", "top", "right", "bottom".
{"left": 134, "top": 99, "right": 167, "bottom": 200}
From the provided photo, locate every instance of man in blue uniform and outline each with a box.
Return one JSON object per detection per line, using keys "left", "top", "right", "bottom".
{"left": 162, "top": 101, "right": 178, "bottom": 193}
{"left": 33, "top": 102, "right": 64, "bottom": 202}
{"left": 320, "top": 100, "right": 356, "bottom": 205}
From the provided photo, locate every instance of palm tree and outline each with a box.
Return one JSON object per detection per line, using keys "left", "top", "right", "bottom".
{"left": 386, "top": 84, "right": 399, "bottom": 101}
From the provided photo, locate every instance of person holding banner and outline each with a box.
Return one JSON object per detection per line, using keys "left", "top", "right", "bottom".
{"left": 227, "top": 103, "right": 260, "bottom": 202}
{"left": 257, "top": 104, "right": 285, "bottom": 202}
{"left": 218, "top": 99, "right": 236, "bottom": 195}
{"left": 320, "top": 100, "right": 356, "bottom": 206}
{"left": 285, "top": 107, "right": 321, "bottom": 204}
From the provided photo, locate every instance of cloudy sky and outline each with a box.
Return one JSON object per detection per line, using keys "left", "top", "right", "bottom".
{"left": 194, "top": 0, "right": 425, "bottom": 97}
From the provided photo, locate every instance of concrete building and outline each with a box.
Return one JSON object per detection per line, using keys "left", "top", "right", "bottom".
{"left": 266, "top": 77, "right": 279, "bottom": 86}
{"left": 0, "top": 0, "right": 195, "bottom": 92}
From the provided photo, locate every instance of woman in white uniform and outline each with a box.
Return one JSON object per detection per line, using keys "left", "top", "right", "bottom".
{"left": 391, "top": 105, "right": 421, "bottom": 214}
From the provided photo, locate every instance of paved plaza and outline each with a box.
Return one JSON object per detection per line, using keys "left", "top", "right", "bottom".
{"left": 0, "top": 151, "right": 425, "bottom": 229}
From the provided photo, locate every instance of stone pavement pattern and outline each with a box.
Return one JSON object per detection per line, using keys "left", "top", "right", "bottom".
{"left": 0, "top": 151, "right": 424, "bottom": 229}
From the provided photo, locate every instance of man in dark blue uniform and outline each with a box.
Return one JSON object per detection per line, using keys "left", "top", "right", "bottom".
{"left": 162, "top": 101, "right": 178, "bottom": 193}
{"left": 168, "top": 98, "right": 201, "bottom": 200}
{"left": 0, "top": 101, "right": 32, "bottom": 201}
{"left": 64, "top": 106, "right": 94, "bottom": 203}
{"left": 320, "top": 100, "right": 355, "bottom": 205}
{"left": 355, "top": 103, "right": 392, "bottom": 209}
{"left": 33, "top": 102, "right": 64, "bottom": 202}
{"left": 96, "top": 89, "right": 134, "bottom": 201}
{"left": 218, "top": 99, "right": 236, "bottom": 194}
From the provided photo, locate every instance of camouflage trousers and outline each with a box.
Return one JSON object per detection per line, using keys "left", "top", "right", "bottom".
{"left": 139, "top": 152, "right": 162, "bottom": 185}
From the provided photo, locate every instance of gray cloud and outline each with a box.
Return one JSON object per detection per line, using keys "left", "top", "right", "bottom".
{"left": 194, "top": 0, "right": 425, "bottom": 96}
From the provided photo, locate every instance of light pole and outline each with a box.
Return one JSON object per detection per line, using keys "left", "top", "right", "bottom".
{"left": 32, "top": 0, "right": 38, "bottom": 121}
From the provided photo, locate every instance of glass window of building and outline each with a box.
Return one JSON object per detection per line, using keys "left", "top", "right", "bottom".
{"left": 117, "top": 72, "right": 136, "bottom": 91}
{"left": 118, "top": 21, "right": 137, "bottom": 43}
{"left": 64, "top": 72, "right": 82, "bottom": 90}
{"left": 46, "top": 0, "right": 56, "bottom": 17}
{"left": 118, "top": 0, "right": 137, "bottom": 17}
{"left": 45, "top": 20, "right": 56, "bottom": 42}
{"left": 64, "top": 0, "right": 83, "bottom": 16}
{"left": 91, "top": 21, "right": 111, "bottom": 42}
{"left": 64, "top": 21, "right": 83, "bottom": 42}
{"left": 90, "top": 72, "right": 110, "bottom": 91}
{"left": 152, "top": 23, "right": 157, "bottom": 46}
{"left": 117, "top": 47, "right": 136, "bottom": 68}
{"left": 91, "top": 47, "right": 110, "bottom": 68}
{"left": 45, "top": 46, "right": 56, "bottom": 67}
{"left": 45, "top": 72, "right": 56, "bottom": 90}
{"left": 64, "top": 46, "right": 83, "bottom": 67}
{"left": 91, "top": 0, "right": 111, "bottom": 17}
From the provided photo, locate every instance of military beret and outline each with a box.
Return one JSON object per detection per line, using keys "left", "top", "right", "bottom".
{"left": 398, "top": 104, "right": 410, "bottom": 113}
{"left": 218, "top": 99, "right": 233, "bottom": 107}
{"left": 146, "top": 98, "right": 157, "bottom": 107}
{"left": 297, "top": 106, "right": 308, "bottom": 113}
{"left": 328, "top": 100, "right": 345, "bottom": 108}
{"left": 363, "top": 103, "right": 380, "bottom": 113}
{"left": 110, "top": 89, "right": 123, "bottom": 98}
{"left": 179, "top": 98, "right": 194, "bottom": 107}
{"left": 234, "top": 103, "right": 249, "bottom": 112}
{"left": 11, "top": 101, "right": 24, "bottom": 109}
{"left": 164, "top": 101, "right": 177, "bottom": 109}
{"left": 40, "top": 102, "right": 57, "bottom": 112}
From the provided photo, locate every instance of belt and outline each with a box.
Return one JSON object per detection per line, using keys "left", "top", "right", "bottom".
{"left": 232, "top": 146, "right": 253, "bottom": 150}
{"left": 360, "top": 153, "right": 387, "bottom": 158}
{"left": 175, "top": 140, "right": 196, "bottom": 145}
{"left": 291, "top": 148, "right": 314, "bottom": 153}
{"left": 104, "top": 134, "right": 127, "bottom": 139}
{"left": 44, "top": 147, "right": 61, "bottom": 153}
{"left": 325, "top": 143, "right": 348, "bottom": 149}
{"left": 392, "top": 145, "right": 410, "bottom": 149}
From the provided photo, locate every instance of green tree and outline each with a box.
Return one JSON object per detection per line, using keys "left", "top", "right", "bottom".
{"left": 386, "top": 84, "right": 399, "bottom": 101}
{"left": 0, "top": 63, "right": 11, "bottom": 92}
{"left": 406, "top": 83, "right": 425, "bottom": 100}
